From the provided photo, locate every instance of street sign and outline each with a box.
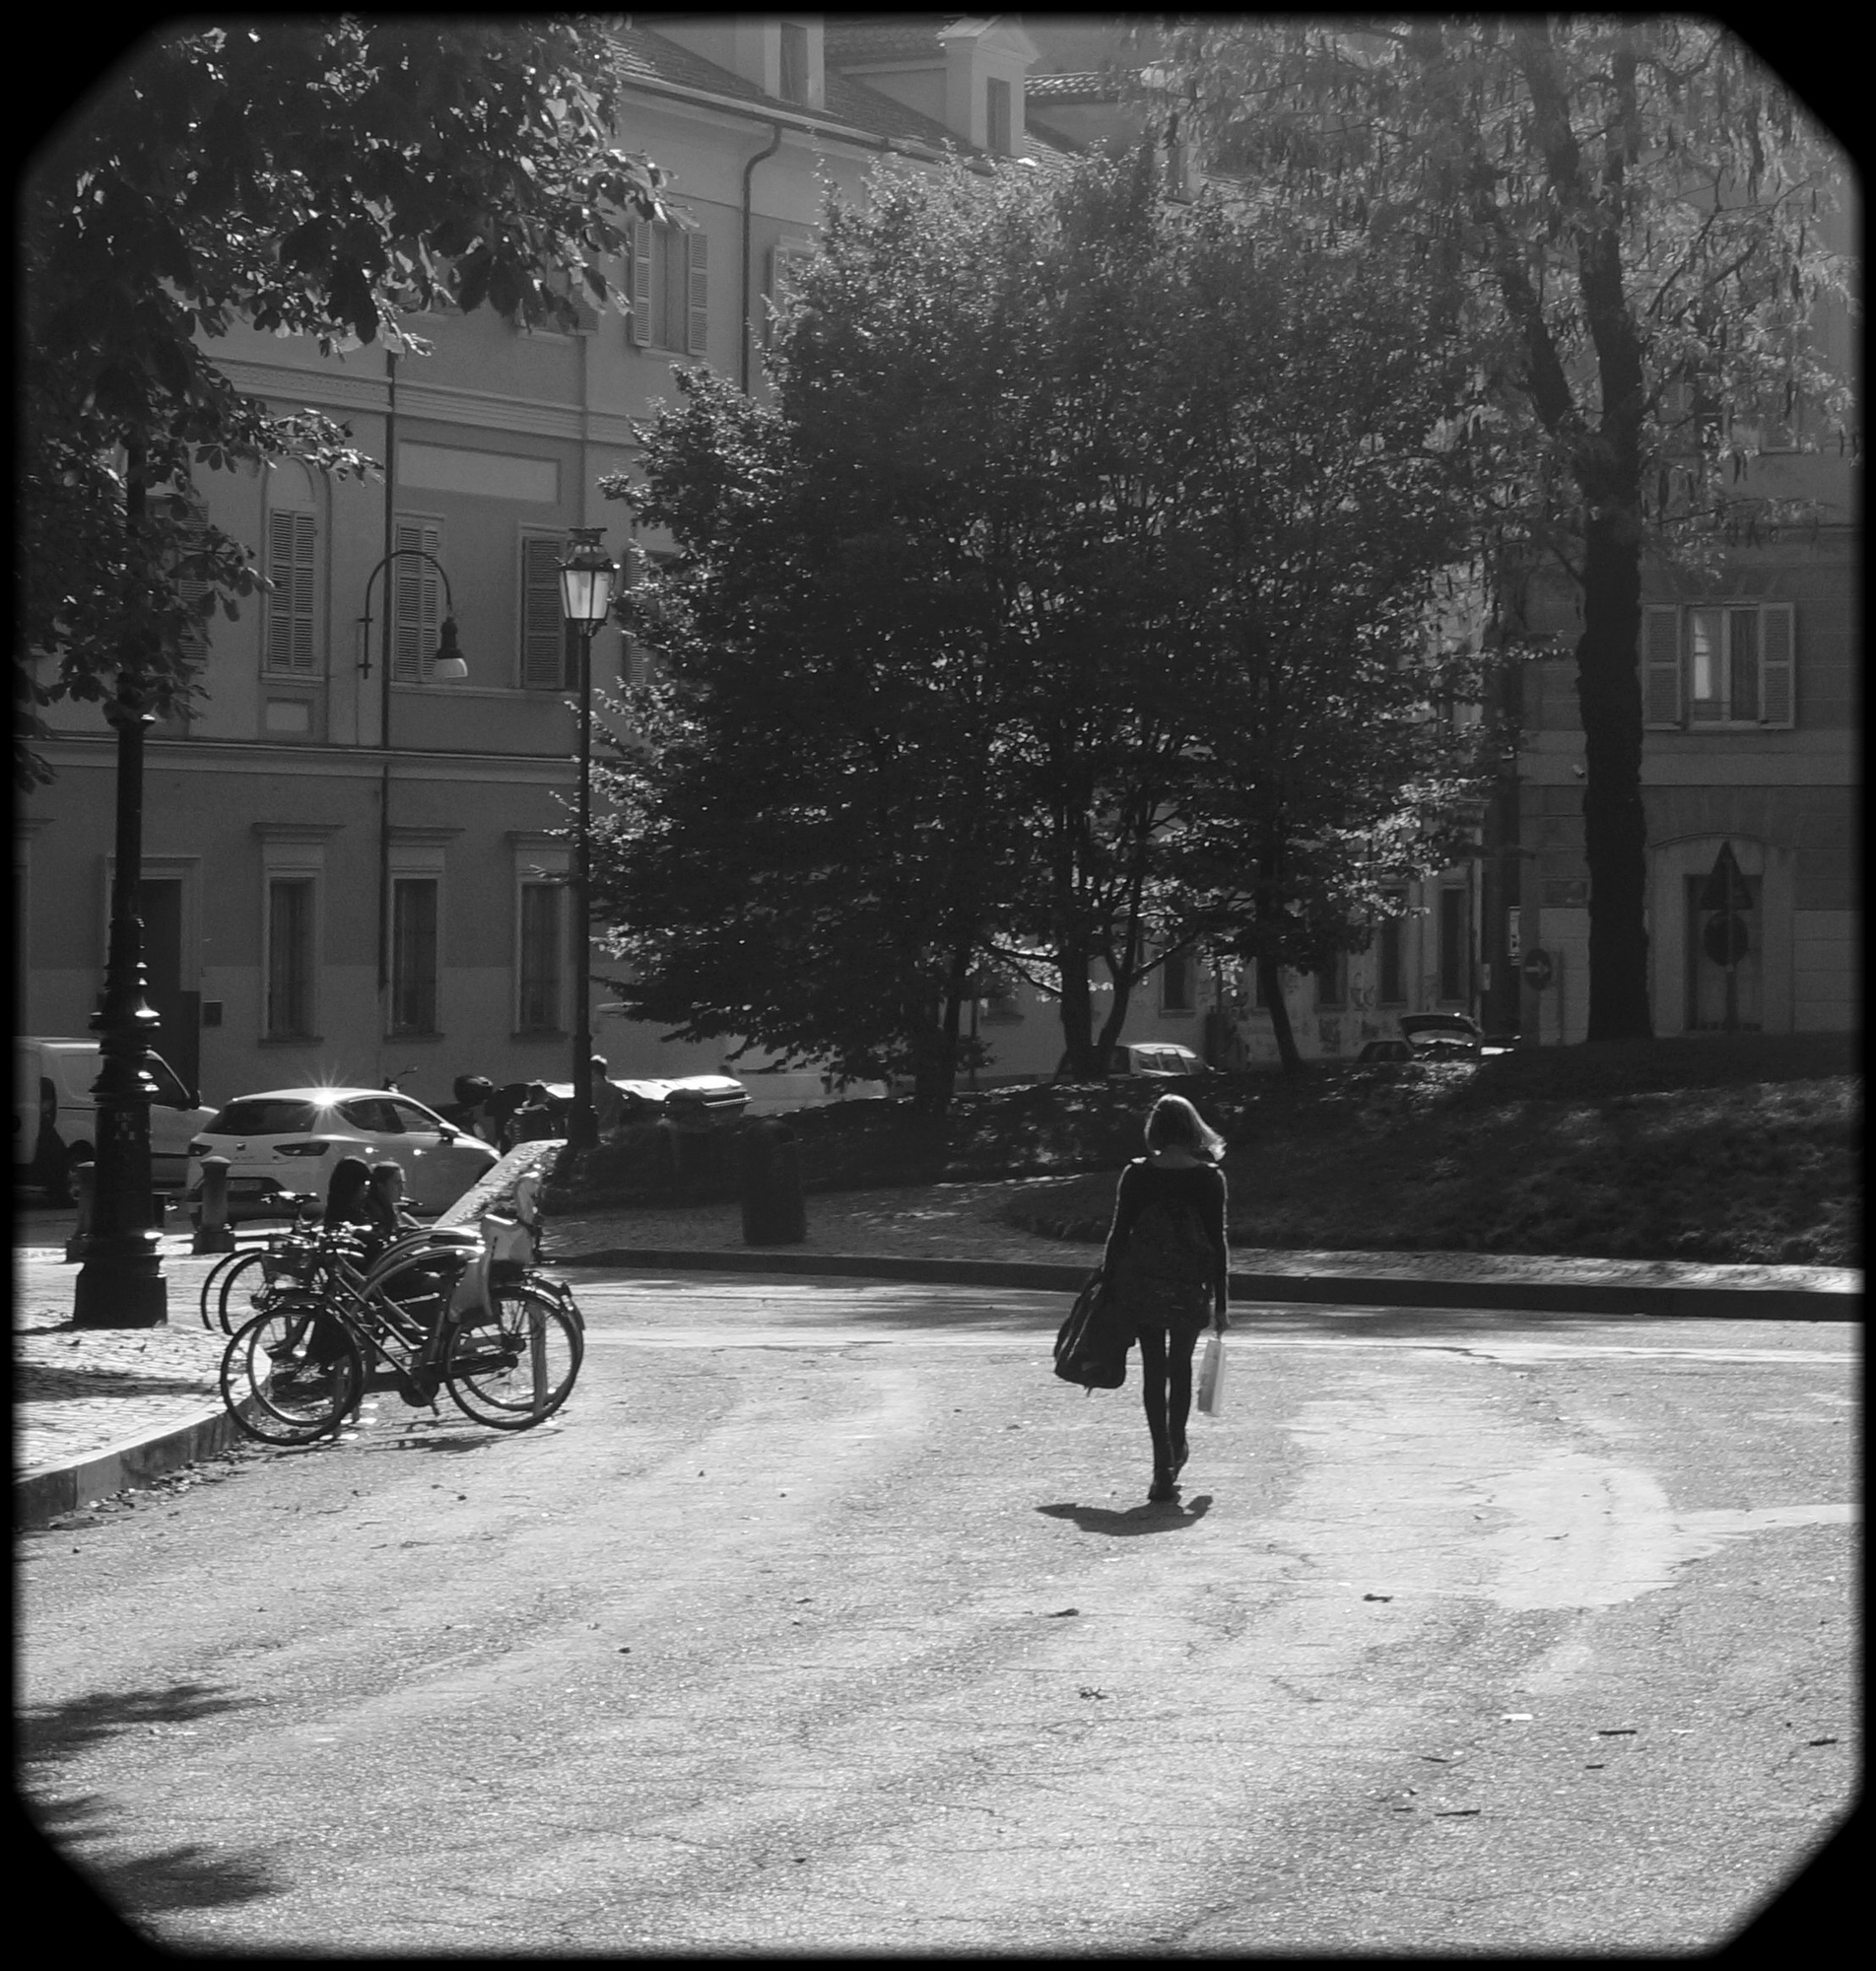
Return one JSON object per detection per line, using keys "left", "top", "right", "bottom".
{"left": 1521, "top": 948, "right": 1554, "bottom": 989}
{"left": 1703, "top": 911, "right": 1750, "bottom": 969}
{"left": 1698, "top": 841, "right": 1753, "bottom": 914}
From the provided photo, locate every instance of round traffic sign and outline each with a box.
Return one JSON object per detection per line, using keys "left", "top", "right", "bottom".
{"left": 1520, "top": 949, "right": 1554, "bottom": 989}
{"left": 1703, "top": 911, "right": 1750, "bottom": 968}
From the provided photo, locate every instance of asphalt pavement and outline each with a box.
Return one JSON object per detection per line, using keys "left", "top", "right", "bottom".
{"left": 18, "top": 1270, "right": 1859, "bottom": 1953}
{"left": 13, "top": 1182, "right": 1859, "bottom": 1530}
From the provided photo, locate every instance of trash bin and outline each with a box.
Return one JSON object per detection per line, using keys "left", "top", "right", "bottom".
{"left": 740, "top": 1119, "right": 806, "bottom": 1246}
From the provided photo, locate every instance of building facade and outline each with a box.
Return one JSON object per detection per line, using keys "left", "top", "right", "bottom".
{"left": 29, "top": 20, "right": 1842, "bottom": 1118}
{"left": 21, "top": 15, "right": 1215, "bottom": 1112}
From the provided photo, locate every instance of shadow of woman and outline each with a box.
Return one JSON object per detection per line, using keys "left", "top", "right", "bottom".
{"left": 1037, "top": 1495, "right": 1212, "bottom": 1536}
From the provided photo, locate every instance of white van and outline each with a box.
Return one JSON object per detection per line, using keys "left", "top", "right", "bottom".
{"left": 14, "top": 1037, "right": 214, "bottom": 1196}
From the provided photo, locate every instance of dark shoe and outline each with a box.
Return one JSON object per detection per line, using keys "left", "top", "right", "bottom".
{"left": 1148, "top": 1465, "right": 1179, "bottom": 1504}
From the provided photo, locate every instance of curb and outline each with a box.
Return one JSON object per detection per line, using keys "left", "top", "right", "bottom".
{"left": 550, "top": 1247, "right": 1860, "bottom": 1322}
{"left": 16, "top": 1399, "right": 248, "bottom": 1533}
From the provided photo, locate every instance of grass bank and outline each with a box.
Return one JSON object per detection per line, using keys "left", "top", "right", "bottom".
{"left": 998, "top": 1033, "right": 1859, "bottom": 1267}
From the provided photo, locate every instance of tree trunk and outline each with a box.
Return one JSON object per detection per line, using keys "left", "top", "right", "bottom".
{"left": 1053, "top": 940, "right": 1101, "bottom": 1078}
{"left": 1573, "top": 194, "right": 1654, "bottom": 1044}
{"left": 1574, "top": 511, "right": 1653, "bottom": 1041}
{"left": 1257, "top": 952, "right": 1302, "bottom": 1072}
{"left": 1093, "top": 969, "right": 1133, "bottom": 1076}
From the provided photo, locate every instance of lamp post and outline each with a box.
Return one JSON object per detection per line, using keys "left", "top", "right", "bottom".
{"left": 357, "top": 550, "right": 467, "bottom": 1055}
{"left": 557, "top": 528, "right": 619, "bottom": 1152}
{"left": 72, "top": 679, "right": 168, "bottom": 1326}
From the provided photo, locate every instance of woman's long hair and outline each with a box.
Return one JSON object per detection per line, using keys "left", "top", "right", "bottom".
{"left": 1144, "top": 1093, "right": 1226, "bottom": 1161}
{"left": 322, "top": 1155, "right": 372, "bottom": 1228}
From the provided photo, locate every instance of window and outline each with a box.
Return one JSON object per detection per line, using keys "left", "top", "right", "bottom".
{"left": 519, "top": 534, "right": 576, "bottom": 690}
{"left": 391, "top": 517, "right": 444, "bottom": 682}
{"left": 1160, "top": 948, "right": 1195, "bottom": 1013}
{"left": 779, "top": 21, "right": 809, "bottom": 102}
{"left": 264, "top": 509, "right": 317, "bottom": 675}
{"left": 265, "top": 877, "right": 315, "bottom": 1039}
{"left": 986, "top": 76, "right": 1012, "bottom": 155}
{"left": 1439, "top": 888, "right": 1467, "bottom": 1002}
{"left": 629, "top": 221, "right": 708, "bottom": 356}
{"left": 1643, "top": 602, "right": 1795, "bottom": 728}
{"left": 211, "top": 1098, "right": 321, "bottom": 1134}
{"left": 1316, "top": 946, "right": 1347, "bottom": 1009}
{"left": 517, "top": 880, "right": 567, "bottom": 1032}
{"left": 1377, "top": 894, "right": 1407, "bottom": 1005}
{"left": 339, "top": 1097, "right": 403, "bottom": 1133}
{"left": 390, "top": 878, "right": 439, "bottom": 1034}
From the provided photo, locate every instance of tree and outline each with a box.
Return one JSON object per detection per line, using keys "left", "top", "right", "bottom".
{"left": 592, "top": 370, "right": 1024, "bottom": 1107}
{"left": 19, "top": 20, "right": 664, "bottom": 787}
{"left": 1161, "top": 16, "right": 1854, "bottom": 1041}
{"left": 1145, "top": 203, "right": 1493, "bottom": 1069}
{"left": 599, "top": 150, "right": 1494, "bottom": 1089}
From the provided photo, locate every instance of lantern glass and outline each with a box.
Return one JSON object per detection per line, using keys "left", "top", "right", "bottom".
{"left": 558, "top": 530, "right": 618, "bottom": 629}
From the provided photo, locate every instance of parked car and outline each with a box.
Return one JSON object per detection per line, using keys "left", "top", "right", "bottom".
{"left": 184, "top": 1087, "right": 500, "bottom": 1223}
{"left": 734, "top": 1066, "right": 890, "bottom": 1116}
{"left": 1112, "top": 1042, "right": 1212, "bottom": 1079}
{"left": 15, "top": 1037, "right": 214, "bottom": 1198}
{"left": 1357, "top": 1014, "right": 1515, "bottom": 1064}
{"left": 540, "top": 1073, "right": 752, "bottom": 1133}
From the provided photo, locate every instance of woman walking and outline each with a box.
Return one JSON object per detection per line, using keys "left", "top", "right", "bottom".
{"left": 1100, "top": 1093, "right": 1230, "bottom": 1503}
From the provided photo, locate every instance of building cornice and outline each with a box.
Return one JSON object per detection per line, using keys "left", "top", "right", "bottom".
{"left": 214, "top": 357, "right": 645, "bottom": 451}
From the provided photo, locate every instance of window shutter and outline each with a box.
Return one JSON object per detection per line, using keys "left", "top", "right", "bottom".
{"left": 1642, "top": 605, "right": 1683, "bottom": 726}
{"left": 1758, "top": 602, "right": 1795, "bottom": 726}
{"left": 392, "top": 518, "right": 440, "bottom": 682}
{"left": 175, "top": 500, "right": 212, "bottom": 663}
{"left": 686, "top": 229, "right": 709, "bottom": 357}
{"left": 265, "top": 510, "right": 317, "bottom": 675}
{"left": 629, "top": 221, "right": 652, "bottom": 348}
{"left": 520, "top": 535, "right": 567, "bottom": 689}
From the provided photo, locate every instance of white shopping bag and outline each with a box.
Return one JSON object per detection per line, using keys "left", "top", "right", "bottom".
{"left": 1196, "top": 1331, "right": 1227, "bottom": 1417}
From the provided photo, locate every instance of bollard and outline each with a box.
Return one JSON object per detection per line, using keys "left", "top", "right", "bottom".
{"left": 739, "top": 1119, "right": 807, "bottom": 1246}
{"left": 62, "top": 1158, "right": 97, "bottom": 1262}
{"left": 191, "top": 1154, "right": 237, "bottom": 1255}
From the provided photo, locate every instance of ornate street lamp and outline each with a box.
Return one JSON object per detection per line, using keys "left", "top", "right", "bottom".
{"left": 71, "top": 680, "right": 168, "bottom": 1326}
{"left": 557, "top": 528, "right": 619, "bottom": 1152}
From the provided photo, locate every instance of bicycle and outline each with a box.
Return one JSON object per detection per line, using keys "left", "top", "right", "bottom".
{"left": 198, "top": 1195, "right": 323, "bottom": 1332}
{"left": 220, "top": 1224, "right": 582, "bottom": 1445}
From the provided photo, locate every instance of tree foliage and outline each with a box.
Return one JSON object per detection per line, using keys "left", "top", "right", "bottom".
{"left": 595, "top": 151, "right": 1492, "bottom": 1096}
{"left": 19, "top": 20, "right": 664, "bottom": 787}
{"left": 1159, "top": 15, "right": 1855, "bottom": 1040}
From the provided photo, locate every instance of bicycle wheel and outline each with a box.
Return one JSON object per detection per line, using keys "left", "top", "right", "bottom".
{"left": 444, "top": 1285, "right": 582, "bottom": 1430}
{"left": 221, "top": 1302, "right": 364, "bottom": 1446}
{"left": 198, "top": 1248, "right": 253, "bottom": 1329}
{"left": 210, "top": 1249, "right": 278, "bottom": 1333}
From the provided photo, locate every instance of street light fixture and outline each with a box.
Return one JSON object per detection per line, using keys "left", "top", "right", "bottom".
{"left": 557, "top": 527, "right": 619, "bottom": 1153}
{"left": 357, "top": 547, "right": 469, "bottom": 1050}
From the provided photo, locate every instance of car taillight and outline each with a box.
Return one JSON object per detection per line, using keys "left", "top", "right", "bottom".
{"left": 274, "top": 1140, "right": 331, "bottom": 1157}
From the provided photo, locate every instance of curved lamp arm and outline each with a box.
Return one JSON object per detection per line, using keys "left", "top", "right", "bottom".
{"left": 357, "top": 549, "right": 462, "bottom": 680}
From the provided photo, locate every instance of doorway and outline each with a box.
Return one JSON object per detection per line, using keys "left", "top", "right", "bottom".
{"left": 137, "top": 877, "right": 201, "bottom": 1095}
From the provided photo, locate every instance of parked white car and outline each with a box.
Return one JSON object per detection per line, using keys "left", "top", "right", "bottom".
{"left": 185, "top": 1086, "right": 500, "bottom": 1223}
{"left": 15, "top": 1037, "right": 214, "bottom": 1196}
{"left": 1111, "top": 1043, "right": 1212, "bottom": 1079}
{"left": 734, "top": 1066, "right": 889, "bottom": 1116}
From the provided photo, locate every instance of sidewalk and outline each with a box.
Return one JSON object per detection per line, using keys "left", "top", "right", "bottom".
{"left": 15, "top": 1183, "right": 1859, "bottom": 1531}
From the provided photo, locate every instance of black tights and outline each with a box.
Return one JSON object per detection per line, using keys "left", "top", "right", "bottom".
{"left": 1136, "top": 1325, "right": 1200, "bottom": 1472}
